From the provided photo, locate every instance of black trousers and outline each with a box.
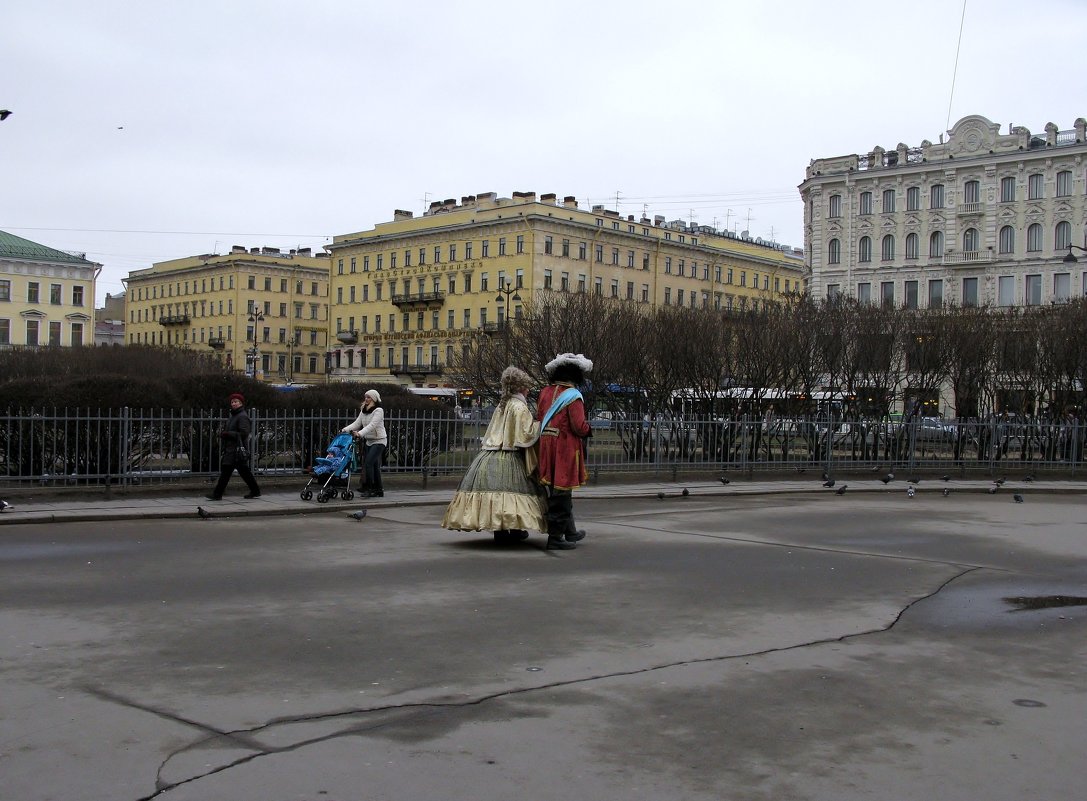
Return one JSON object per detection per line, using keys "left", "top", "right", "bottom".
{"left": 212, "top": 460, "right": 260, "bottom": 498}
{"left": 545, "top": 489, "right": 576, "bottom": 540}
{"left": 360, "top": 443, "right": 386, "bottom": 491}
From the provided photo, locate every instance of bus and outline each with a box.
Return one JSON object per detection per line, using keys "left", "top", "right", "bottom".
{"left": 406, "top": 387, "right": 475, "bottom": 411}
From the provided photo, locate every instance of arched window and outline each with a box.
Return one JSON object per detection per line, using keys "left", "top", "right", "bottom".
{"left": 859, "top": 236, "right": 872, "bottom": 263}
{"left": 905, "top": 232, "right": 919, "bottom": 260}
{"left": 1055, "top": 221, "right": 1072, "bottom": 250}
{"left": 827, "top": 238, "right": 841, "bottom": 264}
{"left": 998, "top": 226, "right": 1015, "bottom": 254}
{"left": 963, "top": 180, "right": 981, "bottom": 204}
{"left": 881, "top": 235, "right": 896, "bottom": 261}
{"left": 929, "top": 230, "right": 944, "bottom": 258}
{"left": 1056, "top": 171, "right": 1072, "bottom": 197}
{"left": 828, "top": 195, "right": 841, "bottom": 218}
{"left": 963, "top": 228, "right": 980, "bottom": 252}
{"left": 1026, "top": 223, "right": 1043, "bottom": 252}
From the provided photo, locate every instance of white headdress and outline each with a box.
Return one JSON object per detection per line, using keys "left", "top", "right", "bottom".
{"left": 545, "top": 352, "right": 593, "bottom": 376}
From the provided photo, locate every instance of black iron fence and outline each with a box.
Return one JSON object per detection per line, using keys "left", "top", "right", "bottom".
{"left": 0, "top": 408, "right": 1081, "bottom": 488}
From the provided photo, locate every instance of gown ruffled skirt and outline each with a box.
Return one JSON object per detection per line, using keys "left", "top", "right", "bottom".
{"left": 441, "top": 449, "right": 547, "bottom": 532}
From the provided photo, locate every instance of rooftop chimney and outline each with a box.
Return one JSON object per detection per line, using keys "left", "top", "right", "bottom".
{"left": 563, "top": 195, "right": 578, "bottom": 209}
{"left": 393, "top": 209, "right": 414, "bottom": 221}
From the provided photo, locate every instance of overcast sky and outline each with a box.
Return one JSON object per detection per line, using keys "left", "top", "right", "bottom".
{"left": 3, "top": 0, "right": 1084, "bottom": 305}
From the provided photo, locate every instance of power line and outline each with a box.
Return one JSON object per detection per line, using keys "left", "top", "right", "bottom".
{"left": 946, "top": 0, "right": 968, "bottom": 131}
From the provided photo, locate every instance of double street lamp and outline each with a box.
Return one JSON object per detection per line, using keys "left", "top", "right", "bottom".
{"left": 495, "top": 282, "right": 521, "bottom": 362}
{"left": 1061, "top": 240, "right": 1087, "bottom": 264}
{"left": 246, "top": 307, "right": 264, "bottom": 379}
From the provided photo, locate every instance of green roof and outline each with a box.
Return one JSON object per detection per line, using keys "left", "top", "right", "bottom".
{"left": 0, "top": 230, "right": 97, "bottom": 265}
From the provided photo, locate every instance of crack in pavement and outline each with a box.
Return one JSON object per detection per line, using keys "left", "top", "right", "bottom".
{"left": 108, "top": 565, "right": 982, "bottom": 800}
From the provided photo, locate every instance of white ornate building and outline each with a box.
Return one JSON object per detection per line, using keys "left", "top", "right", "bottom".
{"left": 800, "top": 115, "right": 1087, "bottom": 307}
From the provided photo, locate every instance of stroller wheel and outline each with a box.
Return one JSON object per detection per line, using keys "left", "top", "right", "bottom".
{"left": 317, "top": 491, "right": 329, "bottom": 504}
{"left": 345, "top": 491, "right": 354, "bottom": 501}
{"left": 301, "top": 489, "right": 313, "bottom": 501}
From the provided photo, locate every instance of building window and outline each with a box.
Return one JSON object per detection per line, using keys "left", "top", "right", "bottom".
{"left": 626, "top": 281, "right": 634, "bottom": 299}
{"left": 377, "top": 254, "right": 384, "bottom": 270}
{"left": 882, "top": 189, "right": 895, "bottom": 213}
{"left": 926, "top": 231, "right": 943, "bottom": 259}
{"left": 433, "top": 246, "right": 441, "bottom": 263}
{"left": 998, "top": 275, "right": 1015, "bottom": 306}
{"left": 48, "top": 321, "right": 61, "bottom": 345}
{"left": 0, "top": 319, "right": 9, "bottom": 344}
{"left": 881, "top": 235, "right": 895, "bottom": 261}
{"left": 464, "top": 242, "right": 472, "bottom": 260}
{"left": 543, "top": 270, "right": 552, "bottom": 289}
{"left": 880, "top": 281, "right": 894, "bottom": 308}
{"left": 1025, "top": 274, "right": 1042, "bottom": 305}
{"left": 903, "top": 281, "right": 917, "bottom": 309}
{"left": 26, "top": 319, "right": 39, "bottom": 345}
{"left": 561, "top": 239, "right": 570, "bottom": 257}
{"left": 448, "top": 244, "right": 457, "bottom": 261}
{"left": 516, "top": 235, "right": 524, "bottom": 254}
{"left": 1000, "top": 176, "right": 1016, "bottom": 203}
{"left": 578, "top": 242, "right": 587, "bottom": 260}
{"left": 498, "top": 238, "right": 506, "bottom": 256}
{"left": 828, "top": 238, "right": 842, "bottom": 264}
{"left": 641, "top": 284, "right": 649, "bottom": 302}
{"left": 516, "top": 269, "right": 524, "bottom": 288}
{"left": 664, "top": 257, "right": 672, "bottom": 274}
{"left": 963, "top": 180, "right": 980, "bottom": 204}
{"left": 826, "top": 284, "right": 840, "bottom": 301}
{"left": 27, "top": 282, "right": 39, "bottom": 303}
{"left": 72, "top": 285, "right": 84, "bottom": 306}
{"left": 905, "top": 232, "right": 919, "bottom": 260}
{"left": 544, "top": 236, "right": 553, "bottom": 255}
{"left": 1054, "top": 272, "right": 1071, "bottom": 302}
{"left": 962, "top": 277, "right": 979, "bottom": 307}
{"left": 963, "top": 228, "right": 980, "bottom": 252}
{"left": 364, "top": 256, "right": 370, "bottom": 271}
{"left": 1056, "top": 170, "right": 1072, "bottom": 197}
{"left": 906, "top": 186, "right": 920, "bottom": 211}
{"left": 1028, "top": 173, "right": 1044, "bottom": 200}
{"left": 828, "top": 194, "right": 841, "bottom": 218}
{"left": 858, "top": 236, "right": 872, "bottom": 263}
{"left": 930, "top": 184, "right": 945, "bottom": 209}
{"left": 0, "top": 280, "right": 10, "bottom": 301}
{"left": 561, "top": 272, "right": 570, "bottom": 291}
{"left": 627, "top": 250, "right": 635, "bottom": 268}
{"left": 480, "top": 273, "right": 489, "bottom": 292}
{"left": 1055, "top": 220, "right": 1072, "bottom": 250}
{"left": 858, "top": 282, "right": 872, "bottom": 304}
{"left": 928, "top": 279, "right": 943, "bottom": 309}
{"left": 481, "top": 240, "right": 489, "bottom": 258}
{"left": 594, "top": 277, "right": 602, "bottom": 295}
{"left": 1027, "top": 223, "right": 1043, "bottom": 252}
{"left": 610, "top": 279, "right": 618, "bottom": 298}
{"left": 664, "top": 287, "right": 671, "bottom": 305}
{"left": 859, "top": 191, "right": 872, "bottom": 215}
{"left": 998, "top": 225, "right": 1015, "bottom": 254}
{"left": 594, "top": 244, "right": 603, "bottom": 263}
{"left": 611, "top": 247, "right": 619, "bottom": 265}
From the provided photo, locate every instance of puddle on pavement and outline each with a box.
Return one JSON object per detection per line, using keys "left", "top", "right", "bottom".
{"left": 1003, "top": 595, "right": 1087, "bottom": 612}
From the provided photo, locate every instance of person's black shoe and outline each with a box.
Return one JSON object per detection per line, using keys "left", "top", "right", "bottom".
{"left": 205, "top": 495, "right": 222, "bottom": 501}
{"left": 546, "top": 537, "right": 576, "bottom": 550}
{"left": 565, "top": 529, "right": 586, "bottom": 543}
{"left": 366, "top": 490, "right": 384, "bottom": 498}
{"left": 494, "top": 529, "right": 530, "bottom": 543}
{"left": 243, "top": 492, "right": 261, "bottom": 499}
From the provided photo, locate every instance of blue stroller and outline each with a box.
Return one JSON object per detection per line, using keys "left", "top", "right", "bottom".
{"left": 301, "top": 433, "right": 357, "bottom": 503}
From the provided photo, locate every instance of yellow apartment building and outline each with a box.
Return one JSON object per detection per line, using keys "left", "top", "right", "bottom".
{"left": 123, "top": 246, "right": 331, "bottom": 384}
{"left": 325, "top": 191, "right": 806, "bottom": 386}
{"left": 0, "top": 230, "right": 100, "bottom": 348}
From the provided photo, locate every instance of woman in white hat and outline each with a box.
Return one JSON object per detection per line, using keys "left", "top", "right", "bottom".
{"left": 342, "top": 389, "right": 388, "bottom": 497}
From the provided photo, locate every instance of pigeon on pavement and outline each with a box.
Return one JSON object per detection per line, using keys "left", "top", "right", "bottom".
{"left": 681, "top": 488, "right": 690, "bottom": 497}
{"left": 719, "top": 477, "right": 730, "bottom": 485}
{"left": 1013, "top": 494, "right": 1024, "bottom": 503}
{"left": 0, "top": 499, "right": 12, "bottom": 512}
{"left": 197, "top": 506, "right": 212, "bottom": 519}
{"left": 942, "top": 488, "right": 951, "bottom": 497}
{"left": 907, "top": 486, "right": 916, "bottom": 498}
{"left": 880, "top": 473, "right": 894, "bottom": 484}
{"left": 835, "top": 484, "right": 848, "bottom": 495}
{"left": 351, "top": 509, "right": 368, "bottom": 520}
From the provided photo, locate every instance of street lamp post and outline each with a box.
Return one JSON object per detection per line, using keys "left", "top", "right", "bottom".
{"left": 495, "top": 281, "right": 521, "bottom": 363}
{"left": 246, "top": 306, "right": 264, "bottom": 380}
{"left": 1061, "top": 239, "right": 1087, "bottom": 264}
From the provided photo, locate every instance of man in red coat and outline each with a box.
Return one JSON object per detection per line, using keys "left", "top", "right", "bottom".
{"left": 535, "top": 352, "right": 593, "bottom": 550}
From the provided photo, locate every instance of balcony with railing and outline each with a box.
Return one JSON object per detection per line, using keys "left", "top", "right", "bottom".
{"left": 390, "top": 362, "right": 444, "bottom": 376}
{"left": 335, "top": 330, "right": 359, "bottom": 345}
{"left": 957, "top": 202, "right": 984, "bottom": 215}
{"left": 391, "top": 291, "right": 445, "bottom": 309}
{"left": 207, "top": 337, "right": 226, "bottom": 349}
{"left": 942, "top": 251, "right": 993, "bottom": 266}
{"left": 159, "top": 314, "right": 190, "bottom": 326}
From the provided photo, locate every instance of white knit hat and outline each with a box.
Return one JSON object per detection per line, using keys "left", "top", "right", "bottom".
{"left": 364, "top": 389, "right": 381, "bottom": 403}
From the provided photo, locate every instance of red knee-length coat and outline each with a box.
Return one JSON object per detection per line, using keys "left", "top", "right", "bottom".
{"left": 535, "top": 382, "right": 592, "bottom": 490}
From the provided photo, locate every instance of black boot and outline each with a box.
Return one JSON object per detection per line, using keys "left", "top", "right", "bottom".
{"left": 565, "top": 528, "right": 586, "bottom": 543}
{"left": 546, "top": 536, "right": 576, "bottom": 550}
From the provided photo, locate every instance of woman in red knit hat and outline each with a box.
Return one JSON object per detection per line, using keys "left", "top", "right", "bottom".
{"left": 206, "top": 392, "right": 262, "bottom": 500}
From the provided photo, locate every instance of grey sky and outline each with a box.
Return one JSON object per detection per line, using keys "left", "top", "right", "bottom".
{"left": 3, "top": 0, "right": 1084, "bottom": 305}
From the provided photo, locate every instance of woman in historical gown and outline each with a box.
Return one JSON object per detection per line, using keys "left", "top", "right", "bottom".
{"left": 441, "top": 366, "right": 546, "bottom": 542}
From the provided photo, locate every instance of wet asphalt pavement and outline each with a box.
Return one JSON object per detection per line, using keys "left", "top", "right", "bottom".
{"left": 0, "top": 486, "right": 1085, "bottom": 800}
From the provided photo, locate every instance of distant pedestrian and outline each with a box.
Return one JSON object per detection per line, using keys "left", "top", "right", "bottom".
{"left": 206, "top": 392, "right": 261, "bottom": 500}
{"left": 535, "top": 352, "right": 593, "bottom": 550}
{"left": 342, "top": 389, "right": 388, "bottom": 498}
